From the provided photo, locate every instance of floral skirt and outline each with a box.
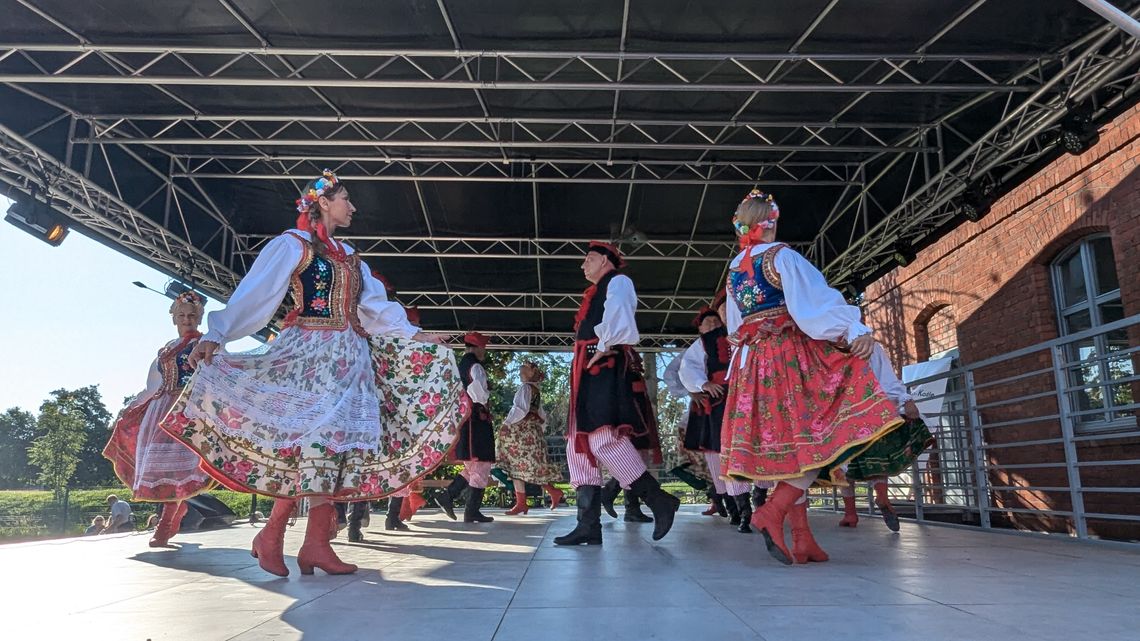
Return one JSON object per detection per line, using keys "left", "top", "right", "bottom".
{"left": 103, "top": 391, "right": 212, "bottom": 502}
{"left": 495, "top": 416, "right": 563, "bottom": 485}
{"left": 832, "top": 418, "right": 935, "bottom": 481}
{"left": 160, "top": 327, "right": 468, "bottom": 499}
{"left": 720, "top": 314, "right": 903, "bottom": 484}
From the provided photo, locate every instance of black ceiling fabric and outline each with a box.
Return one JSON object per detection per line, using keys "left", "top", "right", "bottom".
{"left": 1, "top": 0, "right": 1138, "bottom": 346}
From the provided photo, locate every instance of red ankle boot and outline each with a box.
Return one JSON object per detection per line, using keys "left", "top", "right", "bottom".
{"left": 873, "top": 482, "right": 900, "bottom": 532}
{"left": 789, "top": 501, "right": 829, "bottom": 563}
{"left": 252, "top": 499, "right": 294, "bottom": 577}
{"left": 748, "top": 482, "right": 800, "bottom": 565}
{"left": 505, "top": 491, "right": 529, "bottom": 515}
{"left": 838, "top": 495, "right": 859, "bottom": 528}
{"left": 545, "top": 484, "right": 565, "bottom": 510}
{"left": 404, "top": 492, "right": 426, "bottom": 521}
{"left": 149, "top": 501, "right": 189, "bottom": 547}
{"left": 297, "top": 503, "right": 357, "bottom": 575}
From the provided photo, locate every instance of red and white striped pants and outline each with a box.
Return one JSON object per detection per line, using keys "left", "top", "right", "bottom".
{"left": 703, "top": 451, "right": 751, "bottom": 494}
{"left": 567, "top": 425, "right": 646, "bottom": 488}
{"left": 460, "top": 461, "right": 493, "bottom": 489}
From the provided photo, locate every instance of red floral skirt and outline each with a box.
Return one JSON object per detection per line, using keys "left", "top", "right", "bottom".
{"left": 720, "top": 314, "right": 902, "bottom": 483}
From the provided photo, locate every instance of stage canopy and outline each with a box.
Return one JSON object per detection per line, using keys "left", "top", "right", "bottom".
{"left": 1, "top": 0, "right": 1138, "bottom": 349}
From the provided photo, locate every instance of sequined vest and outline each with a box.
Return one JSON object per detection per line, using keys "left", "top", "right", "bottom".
{"left": 283, "top": 232, "right": 366, "bottom": 336}
{"left": 158, "top": 336, "right": 199, "bottom": 393}
{"left": 728, "top": 243, "right": 788, "bottom": 319}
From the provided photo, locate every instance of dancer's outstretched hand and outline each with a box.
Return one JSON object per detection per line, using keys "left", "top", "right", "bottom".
{"left": 413, "top": 331, "right": 445, "bottom": 345}
{"left": 903, "top": 399, "right": 921, "bottom": 420}
{"left": 189, "top": 340, "right": 220, "bottom": 367}
{"left": 849, "top": 334, "right": 875, "bottom": 359}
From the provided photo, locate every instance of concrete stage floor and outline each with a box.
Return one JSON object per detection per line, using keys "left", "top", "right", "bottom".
{"left": 4, "top": 506, "right": 1137, "bottom": 641}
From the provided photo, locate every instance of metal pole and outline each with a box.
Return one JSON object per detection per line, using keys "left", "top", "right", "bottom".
{"left": 912, "top": 459, "right": 925, "bottom": 522}
{"left": 1052, "top": 345, "right": 1089, "bottom": 539}
{"left": 964, "top": 371, "right": 992, "bottom": 529}
{"left": 1078, "top": 0, "right": 1140, "bottom": 40}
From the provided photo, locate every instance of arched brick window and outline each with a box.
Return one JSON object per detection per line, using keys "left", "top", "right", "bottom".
{"left": 914, "top": 303, "right": 957, "bottom": 362}
{"left": 1050, "top": 235, "right": 1133, "bottom": 431}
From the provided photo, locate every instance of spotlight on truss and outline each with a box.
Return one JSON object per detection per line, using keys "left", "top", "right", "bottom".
{"left": 5, "top": 195, "right": 69, "bottom": 246}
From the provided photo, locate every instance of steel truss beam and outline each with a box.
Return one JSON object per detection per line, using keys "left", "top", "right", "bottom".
{"left": 239, "top": 235, "right": 810, "bottom": 261}
{"left": 437, "top": 331, "right": 683, "bottom": 352}
{"left": 172, "top": 154, "right": 863, "bottom": 189}
{"left": 0, "top": 123, "right": 240, "bottom": 297}
{"left": 400, "top": 291, "right": 711, "bottom": 315}
{"left": 820, "top": 21, "right": 1140, "bottom": 284}
{"left": 0, "top": 43, "right": 1049, "bottom": 93}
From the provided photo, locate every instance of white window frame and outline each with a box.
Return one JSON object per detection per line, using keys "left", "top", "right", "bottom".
{"left": 1049, "top": 235, "right": 1134, "bottom": 433}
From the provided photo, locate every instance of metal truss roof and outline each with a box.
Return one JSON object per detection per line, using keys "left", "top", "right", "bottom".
{"left": 1, "top": 0, "right": 1139, "bottom": 350}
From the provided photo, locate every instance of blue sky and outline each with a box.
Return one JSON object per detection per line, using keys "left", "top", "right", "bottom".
{"left": 0, "top": 195, "right": 259, "bottom": 416}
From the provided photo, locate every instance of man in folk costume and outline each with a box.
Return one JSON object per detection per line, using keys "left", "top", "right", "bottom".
{"left": 678, "top": 293, "right": 755, "bottom": 534}
{"left": 435, "top": 332, "right": 496, "bottom": 524}
{"left": 598, "top": 354, "right": 665, "bottom": 525}
{"left": 554, "top": 242, "right": 680, "bottom": 546}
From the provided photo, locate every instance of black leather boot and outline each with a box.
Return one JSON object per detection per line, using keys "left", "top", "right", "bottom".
{"left": 629, "top": 472, "right": 681, "bottom": 541}
{"left": 724, "top": 492, "right": 742, "bottom": 525}
{"left": 385, "top": 497, "right": 408, "bottom": 531}
{"left": 463, "top": 487, "right": 494, "bottom": 523}
{"left": 752, "top": 486, "right": 768, "bottom": 508}
{"left": 735, "top": 493, "right": 752, "bottom": 533}
{"left": 553, "top": 485, "right": 603, "bottom": 546}
{"left": 714, "top": 493, "right": 728, "bottom": 517}
{"left": 623, "top": 490, "right": 653, "bottom": 523}
{"left": 434, "top": 474, "right": 469, "bottom": 520}
{"left": 347, "top": 502, "right": 366, "bottom": 542}
{"left": 600, "top": 477, "right": 621, "bottom": 518}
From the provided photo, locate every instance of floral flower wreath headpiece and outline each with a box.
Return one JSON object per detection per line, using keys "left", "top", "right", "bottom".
{"left": 170, "top": 290, "right": 204, "bottom": 314}
{"left": 732, "top": 189, "right": 780, "bottom": 237}
{"left": 295, "top": 169, "right": 339, "bottom": 214}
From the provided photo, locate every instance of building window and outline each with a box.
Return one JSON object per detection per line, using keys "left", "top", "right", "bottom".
{"left": 1050, "top": 236, "right": 1134, "bottom": 431}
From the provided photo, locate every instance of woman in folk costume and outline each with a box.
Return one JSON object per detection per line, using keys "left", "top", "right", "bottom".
{"left": 721, "top": 189, "right": 902, "bottom": 565}
{"left": 830, "top": 344, "right": 934, "bottom": 532}
{"left": 498, "top": 362, "right": 566, "bottom": 515}
{"left": 679, "top": 295, "right": 755, "bottom": 534}
{"left": 161, "top": 170, "right": 468, "bottom": 576}
{"left": 435, "top": 332, "right": 497, "bottom": 524}
{"left": 103, "top": 291, "right": 213, "bottom": 547}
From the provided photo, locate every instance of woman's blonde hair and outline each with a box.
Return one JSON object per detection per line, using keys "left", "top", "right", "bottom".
{"left": 733, "top": 189, "right": 780, "bottom": 237}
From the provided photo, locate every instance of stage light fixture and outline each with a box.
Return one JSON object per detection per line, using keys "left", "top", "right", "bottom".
{"left": 1059, "top": 105, "right": 1099, "bottom": 155}
{"left": 891, "top": 241, "right": 915, "bottom": 267}
{"left": 956, "top": 187, "right": 993, "bottom": 223}
{"left": 163, "top": 280, "right": 192, "bottom": 300}
{"left": 5, "top": 196, "right": 70, "bottom": 246}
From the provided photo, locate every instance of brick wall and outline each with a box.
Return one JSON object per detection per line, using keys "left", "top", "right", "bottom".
{"left": 863, "top": 104, "right": 1140, "bottom": 541}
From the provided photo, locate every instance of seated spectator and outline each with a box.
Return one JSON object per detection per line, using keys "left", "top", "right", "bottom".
{"left": 103, "top": 494, "right": 134, "bottom": 533}
{"left": 85, "top": 515, "right": 106, "bottom": 535}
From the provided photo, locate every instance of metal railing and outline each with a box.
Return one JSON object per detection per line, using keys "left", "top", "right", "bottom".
{"left": 810, "top": 313, "right": 1140, "bottom": 543}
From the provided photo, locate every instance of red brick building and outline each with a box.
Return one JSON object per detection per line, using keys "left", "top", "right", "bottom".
{"left": 863, "top": 104, "right": 1140, "bottom": 541}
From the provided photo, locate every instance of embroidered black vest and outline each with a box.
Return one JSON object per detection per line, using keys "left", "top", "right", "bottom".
{"left": 574, "top": 271, "right": 620, "bottom": 342}
{"left": 699, "top": 326, "right": 731, "bottom": 385}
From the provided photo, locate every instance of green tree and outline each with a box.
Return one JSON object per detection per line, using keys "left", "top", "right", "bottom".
{"left": 28, "top": 401, "right": 86, "bottom": 500}
{"left": 0, "top": 407, "right": 38, "bottom": 488}
{"left": 49, "top": 386, "right": 116, "bottom": 487}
